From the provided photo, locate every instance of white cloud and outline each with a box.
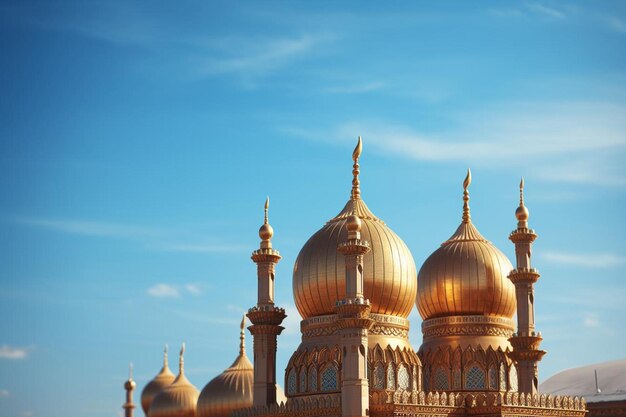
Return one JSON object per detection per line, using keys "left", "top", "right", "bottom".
{"left": 184, "top": 284, "right": 202, "bottom": 296}
{"left": 604, "top": 16, "right": 626, "bottom": 34}
{"left": 525, "top": 2, "right": 566, "bottom": 19}
{"left": 147, "top": 284, "right": 180, "bottom": 298}
{"left": 542, "top": 251, "right": 625, "bottom": 268}
{"left": 0, "top": 389, "right": 9, "bottom": 398}
{"left": 323, "top": 82, "right": 386, "bottom": 94}
{"left": 160, "top": 243, "right": 247, "bottom": 253}
{"left": 15, "top": 218, "right": 162, "bottom": 239}
{"left": 283, "top": 101, "right": 626, "bottom": 187}
{"left": 199, "top": 34, "right": 333, "bottom": 78}
{"left": 583, "top": 313, "right": 600, "bottom": 328}
{"left": 0, "top": 345, "right": 29, "bottom": 360}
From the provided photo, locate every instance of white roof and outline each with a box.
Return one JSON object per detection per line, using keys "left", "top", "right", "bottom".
{"left": 539, "top": 358, "right": 626, "bottom": 403}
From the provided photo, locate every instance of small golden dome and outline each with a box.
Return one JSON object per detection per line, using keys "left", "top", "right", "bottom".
{"left": 416, "top": 170, "right": 516, "bottom": 320}
{"left": 197, "top": 316, "right": 286, "bottom": 417}
{"left": 293, "top": 138, "right": 417, "bottom": 319}
{"left": 125, "top": 379, "right": 137, "bottom": 391}
{"left": 141, "top": 346, "right": 176, "bottom": 415}
{"left": 259, "top": 223, "right": 274, "bottom": 240}
{"left": 346, "top": 213, "right": 361, "bottom": 232}
{"left": 148, "top": 344, "right": 199, "bottom": 417}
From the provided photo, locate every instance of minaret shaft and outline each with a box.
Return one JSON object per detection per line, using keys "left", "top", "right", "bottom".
{"left": 508, "top": 179, "right": 545, "bottom": 395}
{"left": 248, "top": 197, "right": 286, "bottom": 407}
{"left": 336, "top": 209, "right": 373, "bottom": 417}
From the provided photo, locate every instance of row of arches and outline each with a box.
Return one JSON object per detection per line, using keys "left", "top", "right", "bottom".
{"left": 287, "top": 363, "right": 339, "bottom": 395}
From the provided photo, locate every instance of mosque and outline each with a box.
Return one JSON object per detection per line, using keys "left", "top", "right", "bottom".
{"left": 121, "top": 138, "right": 588, "bottom": 417}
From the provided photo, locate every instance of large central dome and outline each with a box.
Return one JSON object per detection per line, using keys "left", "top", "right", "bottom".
{"left": 292, "top": 138, "right": 417, "bottom": 319}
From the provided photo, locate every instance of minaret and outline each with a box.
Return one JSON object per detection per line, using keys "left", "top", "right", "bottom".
{"left": 123, "top": 363, "right": 136, "bottom": 417}
{"left": 335, "top": 137, "right": 374, "bottom": 417}
{"left": 507, "top": 178, "right": 546, "bottom": 394}
{"left": 247, "top": 197, "right": 286, "bottom": 407}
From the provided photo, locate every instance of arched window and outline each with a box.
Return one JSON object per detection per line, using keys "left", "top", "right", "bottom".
{"left": 433, "top": 367, "right": 450, "bottom": 391}
{"left": 465, "top": 365, "right": 486, "bottom": 390}
{"left": 321, "top": 364, "right": 338, "bottom": 392}
{"left": 398, "top": 364, "right": 410, "bottom": 390}
{"left": 488, "top": 366, "right": 498, "bottom": 390}
{"left": 373, "top": 362, "right": 385, "bottom": 389}
{"left": 509, "top": 365, "right": 518, "bottom": 392}
{"left": 499, "top": 365, "right": 507, "bottom": 391}
{"left": 299, "top": 366, "right": 307, "bottom": 393}
{"left": 287, "top": 368, "right": 297, "bottom": 395}
{"left": 309, "top": 366, "right": 318, "bottom": 392}
{"left": 386, "top": 364, "right": 396, "bottom": 390}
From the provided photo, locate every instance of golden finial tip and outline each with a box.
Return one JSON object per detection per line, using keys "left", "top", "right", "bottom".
{"left": 264, "top": 196, "right": 269, "bottom": 211}
{"left": 520, "top": 177, "right": 525, "bottom": 190}
{"left": 180, "top": 343, "right": 185, "bottom": 357}
{"left": 240, "top": 314, "right": 246, "bottom": 331}
{"left": 352, "top": 136, "right": 362, "bottom": 162}
{"left": 463, "top": 168, "right": 472, "bottom": 190}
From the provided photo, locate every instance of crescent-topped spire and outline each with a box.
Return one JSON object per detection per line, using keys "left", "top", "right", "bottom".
{"left": 264, "top": 196, "right": 269, "bottom": 225}
{"left": 351, "top": 136, "right": 362, "bottom": 200}
{"left": 515, "top": 176, "right": 530, "bottom": 224}
{"left": 462, "top": 168, "right": 472, "bottom": 223}
{"left": 163, "top": 344, "right": 168, "bottom": 368}
{"left": 239, "top": 314, "right": 246, "bottom": 356}
{"left": 179, "top": 343, "right": 185, "bottom": 375}
{"left": 520, "top": 177, "right": 525, "bottom": 206}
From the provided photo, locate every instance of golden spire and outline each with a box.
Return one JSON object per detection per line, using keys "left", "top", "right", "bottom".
{"left": 163, "top": 344, "right": 169, "bottom": 369}
{"left": 351, "top": 136, "right": 362, "bottom": 200}
{"left": 239, "top": 314, "right": 246, "bottom": 356}
{"left": 462, "top": 168, "right": 472, "bottom": 223}
{"left": 515, "top": 176, "right": 530, "bottom": 224}
{"left": 179, "top": 343, "right": 185, "bottom": 375}
{"left": 259, "top": 196, "right": 274, "bottom": 246}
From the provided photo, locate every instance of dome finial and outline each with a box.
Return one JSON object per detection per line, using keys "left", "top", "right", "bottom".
{"left": 259, "top": 197, "right": 274, "bottom": 243}
{"left": 239, "top": 314, "right": 246, "bottom": 356}
{"left": 462, "top": 168, "right": 472, "bottom": 223}
{"left": 163, "top": 344, "right": 168, "bottom": 368}
{"left": 179, "top": 343, "right": 185, "bottom": 375}
{"left": 515, "top": 177, "right": 530, "bottom": 224}
{"left": 351, "top": 136, "right": 362, "bottom": 200}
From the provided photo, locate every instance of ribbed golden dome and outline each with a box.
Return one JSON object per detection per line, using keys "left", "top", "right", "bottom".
{"left": 148, "top": 344, "right": 199, "bottom": 417}
{"left": 416, "top": 170, "right": 516, "bottom": 320}
{"left": 293, "top": 138, "right": 417, "bottom": 319}
{"left": 197, "top": 316, "right": 286, "bottom": 417}
{"left": 141, "top": 347, "right": 176, "bottom": 415}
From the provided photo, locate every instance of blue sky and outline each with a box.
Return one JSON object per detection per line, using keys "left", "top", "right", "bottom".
{"left": 1, "top": 1, "right": 625, "bottom": 416}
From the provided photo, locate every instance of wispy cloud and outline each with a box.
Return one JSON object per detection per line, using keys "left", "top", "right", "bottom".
{"left": 160, "top": 243, "right": 247, "bottom": 253}
{"left": 0, "top": 345, "right": 31, "bottom": 360}
{"left": 525, "top": 2, "right": 566, "bottom": 19}
{"left": 323, "top": 82, "right": 385, "bottom": 94}
{"left": 583, "top": 313, "right": 600, "bottom": 328}
{"left": 147, "top": 283, "right": 203, "bottom": 298}
{"left": 14, "top": 217, "right": 247, "bottom": 253}
{"left": 147, "top": 284, "right": 180, "bottom": 298}
{"left": 283, "top": 101, "right": 626, "bottom": 186}
{"left": 198, "top": 34, "right": 333, "bottom": 79}
{"left": 603, "top": 16, "right": 626, "bottom": 34}
{"left": 542, "top": 251, "right": 625, "bottom": 268}
{"left": 15, "top": 218, "right": 162, "bottom": 239}
{"left": 0, "top": 389, "right": 9, "bottom": 398}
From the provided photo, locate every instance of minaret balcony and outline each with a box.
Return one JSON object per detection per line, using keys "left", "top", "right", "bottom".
{"left": 508, "top": 268, "right": 540, "bottom": 283}
{"left": 508, "top": 228, "right": 537, "bottom": 243}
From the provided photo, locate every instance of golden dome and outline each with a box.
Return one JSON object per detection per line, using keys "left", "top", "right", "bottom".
{"left": 141, "top": 346, "right": 176, "bottom": 415}
{"left": 148, "top": 344, "right": 199, "bottom": 417}
{"left": 197, "top": 316, "right": 286, "bottom": 417}
{"left": 293, "top": 137, "right": 417, "bottom": 319}
{"left": 416, "top": 169, "right": 516, "bottom": 320}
